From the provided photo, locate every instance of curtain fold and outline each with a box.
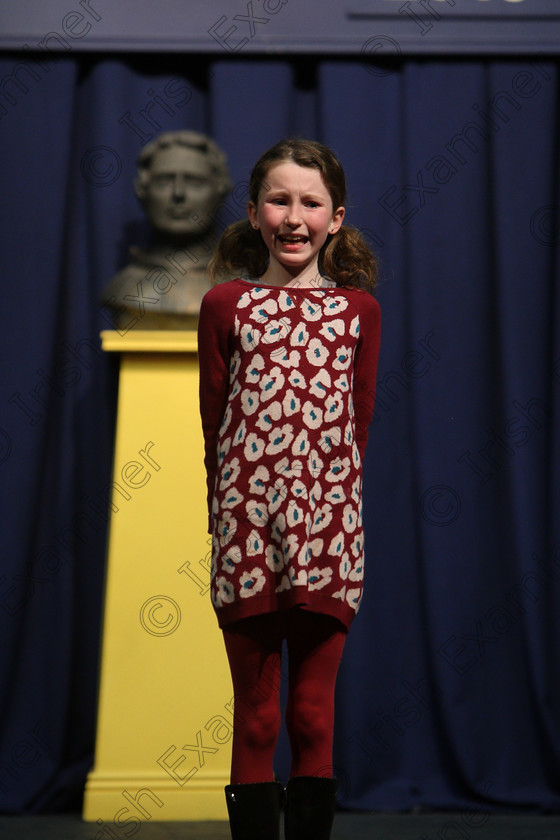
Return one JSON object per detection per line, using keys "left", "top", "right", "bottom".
{"left": 0, "top": 52, "right": 558, "bottom": 813}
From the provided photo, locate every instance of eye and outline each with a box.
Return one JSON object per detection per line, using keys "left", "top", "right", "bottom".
{"left": 305, "top": 201, "right": 320, "bottom": 208}
{"left": 153, "top": 174, "right": 174, "bottom": 185}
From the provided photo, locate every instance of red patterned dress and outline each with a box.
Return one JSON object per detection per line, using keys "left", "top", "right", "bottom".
{"left": 198, "top": 278, "right": 381, "bottom": 630}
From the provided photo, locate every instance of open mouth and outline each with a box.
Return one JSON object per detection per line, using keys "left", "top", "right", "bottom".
{"left": 278, "top": 234, "right": 309, "bottom": 245}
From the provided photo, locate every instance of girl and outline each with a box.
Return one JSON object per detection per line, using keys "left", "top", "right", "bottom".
{"left": 198, "top": 139, "right": 381, "bottom": 840}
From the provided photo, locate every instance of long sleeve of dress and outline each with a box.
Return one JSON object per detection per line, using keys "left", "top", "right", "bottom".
{"left": 352, "top": 294, "right": 382, "bottom": 462}
{"left": 197, "top": 285, "right": 233, "bottom": 533}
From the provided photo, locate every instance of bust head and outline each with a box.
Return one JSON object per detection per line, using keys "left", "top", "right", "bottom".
{"left": 135, "top": 131, "right": 232, "bottom": 239}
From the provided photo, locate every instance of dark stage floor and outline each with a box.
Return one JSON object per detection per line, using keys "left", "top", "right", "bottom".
{"left": 0, "top": 813, "right": 559, "bottom": 840}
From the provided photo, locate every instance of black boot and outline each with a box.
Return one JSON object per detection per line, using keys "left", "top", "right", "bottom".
{"left": 225, "top": 781, "right": 284, "bottom": 840}
{"left": 284, "top": 776, "right": 338, "bottom": 840}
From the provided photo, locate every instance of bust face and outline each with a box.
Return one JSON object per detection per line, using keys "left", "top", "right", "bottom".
{"left": 140, "top": 145, "right": 221, "bottom": 237}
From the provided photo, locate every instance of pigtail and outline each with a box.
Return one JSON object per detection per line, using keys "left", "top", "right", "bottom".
{"left": 209, "top": 219, "right": 269, "bottom": 285}
{"left": 321, "top": 225, "right": 378, "bottom": 293}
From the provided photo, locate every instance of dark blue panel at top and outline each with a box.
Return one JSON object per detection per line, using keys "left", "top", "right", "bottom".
{"left": 0, "top": 0, "right": 559, "bottom": 55}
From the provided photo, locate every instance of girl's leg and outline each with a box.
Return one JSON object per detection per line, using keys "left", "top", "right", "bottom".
{"left": 222, "top": 613, "right": 284, "bottom": 784}
{"left": 284, "top": 609, "right": 347, "bottom": 778}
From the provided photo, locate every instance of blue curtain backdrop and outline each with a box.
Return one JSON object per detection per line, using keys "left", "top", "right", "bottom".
{"left": 0, "top": 51, "right": 559, "bottom": 814}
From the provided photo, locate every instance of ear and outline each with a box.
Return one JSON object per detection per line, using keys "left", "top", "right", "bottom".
{"left": 247, "top": 201, "right": 259, "bottom": 231}
{"left": 134, "top": 176, "right": 147, "bottom": 202}
{"left": 329, "top": 206, "right": 345, "bottom": 235}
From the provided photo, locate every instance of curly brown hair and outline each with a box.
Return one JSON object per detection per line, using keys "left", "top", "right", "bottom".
{"left": 209, "top": 138, "right": 378, "bottom": 292}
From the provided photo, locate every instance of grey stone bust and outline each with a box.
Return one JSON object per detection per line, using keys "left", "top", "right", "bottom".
{"left": 102, "top": 131, "right": 232, "bottom": 330}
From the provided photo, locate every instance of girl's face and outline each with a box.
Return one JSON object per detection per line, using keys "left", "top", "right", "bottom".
{"left": 248, "top": 161, "right": 345, "bottom": 283}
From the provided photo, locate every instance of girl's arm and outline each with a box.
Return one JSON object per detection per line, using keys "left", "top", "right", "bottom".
{"left": 353, "top": 294, "right": 382, "bottom": 462}
{"left": 197, "top": 286, "right": 232, "bottom": 533}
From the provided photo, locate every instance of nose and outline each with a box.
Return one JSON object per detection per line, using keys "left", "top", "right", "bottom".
{"left": 172, "top": 176, "right": 187, "bottom": 200}
{"left": 285, "top": 202, "right": 302, "bottom": 226}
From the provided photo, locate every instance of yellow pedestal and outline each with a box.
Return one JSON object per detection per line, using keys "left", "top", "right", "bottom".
{"left": 83, "top": 331, "right": 231, "bottom": 824}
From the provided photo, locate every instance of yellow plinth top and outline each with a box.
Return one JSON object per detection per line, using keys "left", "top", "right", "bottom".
{"left": 101, "top": 330, "right": 198, "bottom": 353}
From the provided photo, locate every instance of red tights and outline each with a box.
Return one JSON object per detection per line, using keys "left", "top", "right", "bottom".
{"left": 222, "top": 608, "right": 347, "bottom": 784}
